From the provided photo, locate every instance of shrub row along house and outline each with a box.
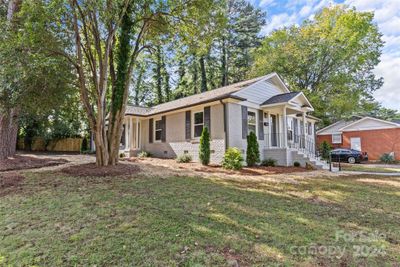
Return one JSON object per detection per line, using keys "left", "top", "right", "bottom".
{"left": 116, "top": 73, "right": 327, "bottom": 168}
{"left": 317, "top": 116, "right": 400, "bottom": 161}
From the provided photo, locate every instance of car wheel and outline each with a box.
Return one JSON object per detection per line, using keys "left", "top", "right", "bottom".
{"left": 348, "top": 157, "right": 356, "bottom": 164}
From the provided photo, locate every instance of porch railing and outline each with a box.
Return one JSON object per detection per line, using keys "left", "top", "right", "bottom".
{"left": 264, "top": 132, "right": 324, "bottom": 162}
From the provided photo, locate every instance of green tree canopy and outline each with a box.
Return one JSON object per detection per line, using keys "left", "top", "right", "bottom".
{"left": 251, "top": 6, "right": 384, "bottom": 125}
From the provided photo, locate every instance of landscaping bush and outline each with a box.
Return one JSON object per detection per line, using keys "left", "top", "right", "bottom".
{"left": 176, "top": 154, "right": 192, "bottom": 163}
{"left": 380, "top": 153, "right": 395, "bottom": 164}
{"left": 261, "top": 158, "right": 276, "bottom": 167}
{"left": 306, "top": 162, "right": 315, "bottom": 170}
{"left": 138, "top": 151, "right": 151, "bottom": 158}
{"left": 119, "top": 152, "right": 126, "bottom": 158}
{"left": 222, "top": 147, "right": 243, "bottom": 170}
{"left": 293, "top": 161, "right": 301, "bottom": 167}
{"left": 246, "top": 131, "right": 260, "bottom": 167}
{"left": 319, "top": 141, "right": 332, "bottom": 160}
{"left": 199, "top": 127, "right": 210, "bottom": 165}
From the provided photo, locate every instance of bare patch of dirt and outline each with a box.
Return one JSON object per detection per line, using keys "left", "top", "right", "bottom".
{"left": 0, "top": 155, "right": 68, "bottom": 172}
{"left": 60, "top": 163, "right": 140, "bottom": 177}
{"left": 0, "top": 172, "right": 25, "bottom": 197}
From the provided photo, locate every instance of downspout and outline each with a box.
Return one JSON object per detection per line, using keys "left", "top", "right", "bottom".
{"left": 220, "top": 100, "right": 229, "bottom": 150}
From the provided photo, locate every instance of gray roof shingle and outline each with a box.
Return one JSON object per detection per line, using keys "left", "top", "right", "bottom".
{"left": 261, "top": 92, "right": 300, "bottom": 106}
{"left": 125, "top": 75, "right": 268, "bottom": 116}
{"left": 125, "top": 106, "right": 153, "bottom": 116}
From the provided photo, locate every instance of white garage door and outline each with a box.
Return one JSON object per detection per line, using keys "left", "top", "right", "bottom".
{"left": 350, "top": 137, "right": 361, "bottom": 151}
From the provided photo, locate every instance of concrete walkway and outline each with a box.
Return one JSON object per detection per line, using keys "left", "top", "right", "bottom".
{"left": 340, "top": 171, "right": 400, "bottom": 176}
{"left": 18, "top": 152, "right": 95, "bottom": 173}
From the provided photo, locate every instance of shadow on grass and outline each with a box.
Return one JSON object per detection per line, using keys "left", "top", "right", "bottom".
{"left": 0, "top": 169, "right": 399, "bottom": 266}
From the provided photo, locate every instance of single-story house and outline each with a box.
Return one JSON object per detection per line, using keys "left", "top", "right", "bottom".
{"left": 316, "top": 116, "right": 400, "bottom": 160}
{"left": 119, "top": 72, "right": 327, "bottom": 168}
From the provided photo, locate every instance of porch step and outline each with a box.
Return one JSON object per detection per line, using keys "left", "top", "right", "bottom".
{"left": 291, "top": 149, "right": 336, "bottom": 171}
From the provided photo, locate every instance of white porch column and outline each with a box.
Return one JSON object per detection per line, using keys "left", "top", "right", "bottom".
{"left": 267, "top": 112, "right": 271, "bottom": 148}
{"left": 125, "top": 118, "right": 129, "bottom": 151}
{"left": 283, "top": 106, "right": 287, "bottom": 147}
{"left": 302, "top": 112, "right": 306, "bottom": 149}
{"left": 136, "top": 117, "right": 139, "bottom": 149}
{"left": 129, "top": 116, "right": 134, "bottom": 150}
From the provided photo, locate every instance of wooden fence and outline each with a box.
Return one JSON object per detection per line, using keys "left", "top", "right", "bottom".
{"left": 17, "top": 137, "right": 83, "bottom": 152}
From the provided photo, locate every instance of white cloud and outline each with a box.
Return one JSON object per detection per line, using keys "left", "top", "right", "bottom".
{"left": 261, "top": 0, "right": 333, "bottom": 34}
{"left": 261, "top": 13, "right": 299, "bottom": 34}
{"left": 259, "top": 0, "right": 274, "bottom": 8}
{"left": 373, "top": 55, "right": 400, "bottom": 110}
{"left": 345, "top": 0, "right": 400, "bottom": 111}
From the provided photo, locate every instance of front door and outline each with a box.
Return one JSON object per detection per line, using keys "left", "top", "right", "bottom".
{"left": 270, "top": 114, "right": 278, "bottom": 147}
{"left": 350, "top": 137, "right": 361, "bottom": 151}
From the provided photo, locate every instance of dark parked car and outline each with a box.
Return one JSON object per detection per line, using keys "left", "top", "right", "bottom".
{"left": 330, "top": 149, "right": 368, "bottom": 164}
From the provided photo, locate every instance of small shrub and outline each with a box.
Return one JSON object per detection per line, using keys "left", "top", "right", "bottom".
{"left": 380, "top": 153, "right": 395, "bottom": 164}
{"left": 319, "top": 141, "right": 332, "bottom": 160}
{"left": 261, "top": 158, "right": 276, "bottom": 167}
{"left": 199, "top": 127, "right": 210, "bottom": 165}
{"left": 119, "top": 152, "right": 126, "bottom": 158}
{"left": 293, "top": 161, "right": 301, "bottom": 167}
{"left": 246, "top": 131, "right": 260, "bottom": 167}
{"left": 222, "top": 147, "right": 243, "bottom": 170}
{"left": 176, "top": 154, "right": 192, "bottom": 163}
{"left": 138, "top": 151, "right": 151, "bottom": 158}
{"left": 306, "top": 162, "right": 315, "bottom": 170}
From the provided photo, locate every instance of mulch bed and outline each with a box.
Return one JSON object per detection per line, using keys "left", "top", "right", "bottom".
{"left": 0, "top": 172, "right": 25, "bottom": 197}
{"left": 0, "top": 155, "right": 68, "bottom": 172}
{"left": 60, "top": 163, "right": 140, "bottom": 177}
{"left": 129, "top": 157, "right": 310, "bottom": 176}
{"left": 194, "top": 165, "right": 309, "bottom": 175}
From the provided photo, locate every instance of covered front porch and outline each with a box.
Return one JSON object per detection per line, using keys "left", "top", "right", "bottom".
{"left": 260, "top": 92, "right": 318, "bottom": 158}
{"left": 120, "top": 116, "right": 142, "bottom": 156}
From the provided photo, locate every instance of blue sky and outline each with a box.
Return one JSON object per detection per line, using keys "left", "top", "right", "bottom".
{"left": 247, "top": 0, "right": 400, "bottom": 111}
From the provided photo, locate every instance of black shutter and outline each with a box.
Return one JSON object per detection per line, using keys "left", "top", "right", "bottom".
{"left": 204, "top": 106, "right": 211, "bottom": 133}
{"left": 185, "top": 111, "right": 191, "bottom": 140}
{"left": 241, "top": 105, "right": 248, "bottom": 139}
{"left": 258, "top": 110, "right": 264, "bottom": 140}
{"left": 161, "top": 116, "right": 166, "bottom": 142}
{"left": 149, "top": 118, "right": 153, "bottom": 143}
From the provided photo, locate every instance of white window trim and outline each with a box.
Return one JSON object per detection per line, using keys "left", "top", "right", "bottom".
{"left": 247, "top": 108, "right": 258, "bottom": 136}
{"left": 192, "top": 109, "right": 204, "bottom": 139}
{"left": 332, "top": 133, "right": 342, "bottom": 144}
{"left": 154, "top": 117, "right": 162, "bottom": 142}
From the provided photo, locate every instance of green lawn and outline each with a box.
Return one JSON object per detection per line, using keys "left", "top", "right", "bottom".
{"left": 341, "top": 164, "right": 400, "bottom": 173}
{"left": 1, "top": 170, "right": 399, "bottom": 266}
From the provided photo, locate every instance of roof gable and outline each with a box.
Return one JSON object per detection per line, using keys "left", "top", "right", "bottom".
{"left": 339, "top": 117, "right": 400, "bottom": 131}
{"left": 232, "top": 73, "right": 290, "bottom": 105}
{"left": 316, "top": 120, "right": 354, "bottom": 135}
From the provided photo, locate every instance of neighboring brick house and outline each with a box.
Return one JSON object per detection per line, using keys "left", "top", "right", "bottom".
{"left": 112, "top": 72, "right": 329, "bottom": 168}
{"left": 316, "top": 116, "right": 400, "bottom": 160}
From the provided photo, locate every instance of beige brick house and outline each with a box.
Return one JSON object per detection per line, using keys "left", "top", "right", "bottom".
{"left": 118, "top": 73, "right": 327, "bottom": 168}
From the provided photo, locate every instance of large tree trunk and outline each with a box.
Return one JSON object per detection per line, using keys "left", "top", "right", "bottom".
{"left": 221, "top": 37, "right": 228, "bottom": 86}
{"left": 0, "top": 0, "right": 23, "bottom": 160}
{"left": 199, "top": 56, "right": 208, "bottom": 92}
{"left": 155, "top": 45, "right": 163, "bottom": 104}
{"left": 0, "top": 108, "right": 19, "bottom": 160}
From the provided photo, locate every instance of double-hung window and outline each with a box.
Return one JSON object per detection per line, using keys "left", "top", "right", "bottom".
{"left": 332, "top": 133, "right": 342, "bottom": 144}
{"left": 194, "top": 111, "right": 204, "bottom": 138}
{"left": 247, "top": 111, "right": 256, "bottom": 135}
{"left": 155, "top": 119, "right": 162, "bottom": 141}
